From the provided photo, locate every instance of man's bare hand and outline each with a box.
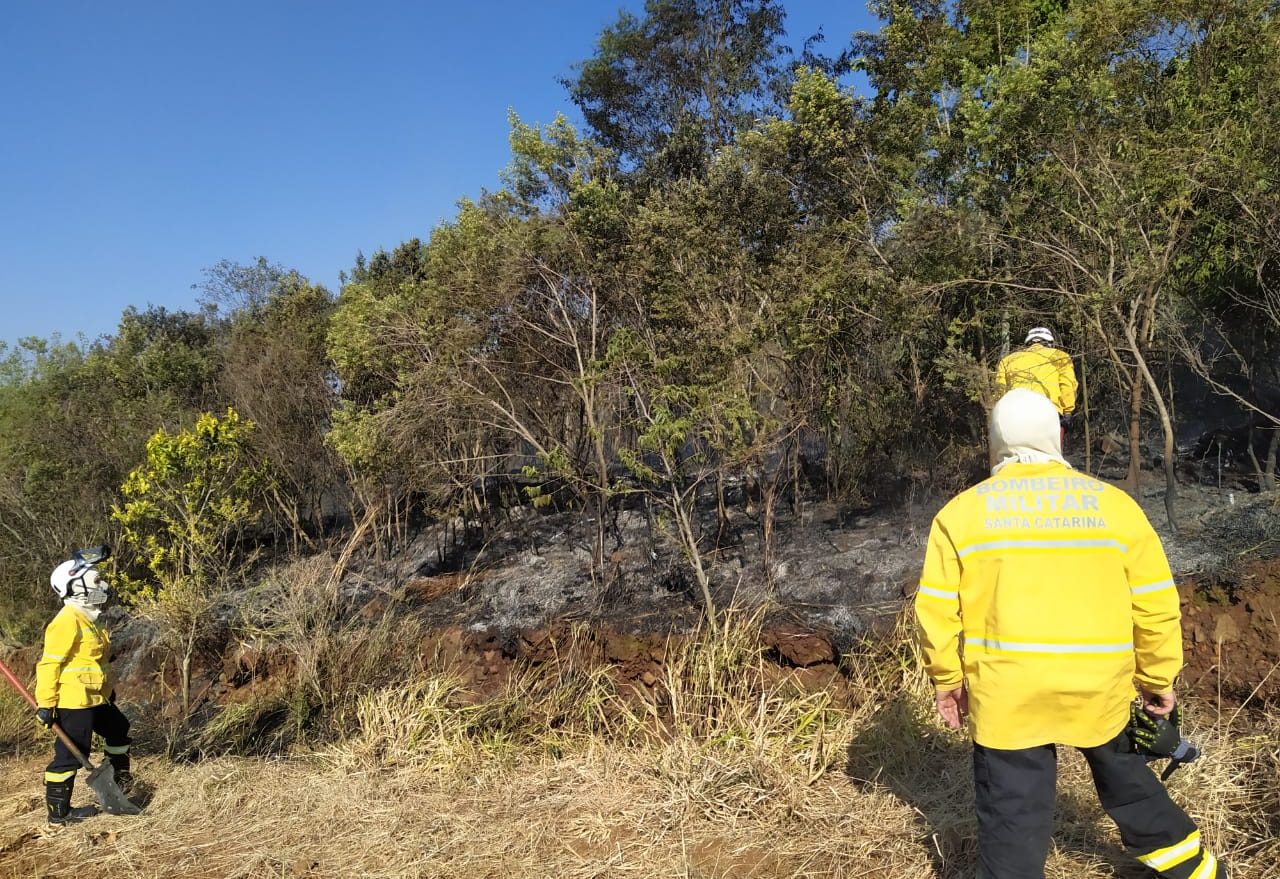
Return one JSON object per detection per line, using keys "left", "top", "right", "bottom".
{"left": 935, "top": 686, "right": 969, "bottom": 730}
{"left": 1141, "top": 689, "right": 1177, "bottom": 718}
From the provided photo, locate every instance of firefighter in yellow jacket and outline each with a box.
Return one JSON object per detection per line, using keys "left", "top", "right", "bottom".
{"left": 995, "top": 327, "right": 1078, "bottom": 415}
{"left": 35, "top": 546, "right": 132, "bottom": 824}
{"left": 915, "top": 389, "right": 1224, "bottom": 879}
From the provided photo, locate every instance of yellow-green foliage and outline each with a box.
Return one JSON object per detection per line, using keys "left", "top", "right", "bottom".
{"left": 112, "top": 408, "right": 270, "bottom": 601}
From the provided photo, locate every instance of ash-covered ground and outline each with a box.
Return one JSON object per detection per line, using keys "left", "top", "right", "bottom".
{"left": 343, "top": 469, "right": 1278, "bottom": 651}
{"left": 84, "top": 459, "right": 1278, "bottom": 747}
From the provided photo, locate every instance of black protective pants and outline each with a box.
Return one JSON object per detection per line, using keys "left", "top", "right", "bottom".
{"left": 973, "top": 730, "right": 1224, "bottom": 879}
{"left": 43, "top": 703, "right": 131, "bottom": 782}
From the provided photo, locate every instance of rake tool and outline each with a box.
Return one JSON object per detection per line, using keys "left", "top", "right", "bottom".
{"left": 0, "top": 655, "right": 141, "bottom": 815}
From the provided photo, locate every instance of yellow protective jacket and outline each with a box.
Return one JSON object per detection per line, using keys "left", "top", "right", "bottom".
{"left": 34, "top": 605, "right": 113, "bottom": 709}
{"left": 996, "top": 344, "right": 1079, "bottom": 415}
{"left": 915, "top": 461, "right": 1182, "bottom": 750}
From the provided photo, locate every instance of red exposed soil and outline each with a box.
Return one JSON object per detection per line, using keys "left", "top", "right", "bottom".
{"left": 11, "top": 561, "right": 1275, "bottom": 744}
{"left": 388, "top": 562, "right": 1280, "bottom": 714}
{"left": 406, "top": 622, "right": 850, "bottom": 705}
{"left": 107, "top": 615, "right": 852, "bottom": 738}
{"left": 120, "top": 564, "right": 1280, "bottom": 733}
{"left": 1180, "top": 557, "right": 1280, "bottom": 709}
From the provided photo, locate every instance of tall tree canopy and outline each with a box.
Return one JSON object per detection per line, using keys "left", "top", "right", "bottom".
{"left": 565, "top": 0, "right": 790, "bottom": 178}
{"left": 4, "top": 0, "right": 1280, "bottom": 636}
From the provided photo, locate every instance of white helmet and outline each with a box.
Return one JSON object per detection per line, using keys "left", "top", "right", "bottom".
{"left": 50, "top": 546, "right": 112, "bottom": 602}
{"left": 1025, "top": 327, "right": 1055, "bottom": 346}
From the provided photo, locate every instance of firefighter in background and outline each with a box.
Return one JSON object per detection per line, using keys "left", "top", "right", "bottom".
{"left": 35, "top": 547, "right": 132, "bottom": 824}
{"left": 996, "top": 327, "right": 1079, "bottom": 416}
{"left": 915, "top": 389, "right": 1225, "bottom": 878}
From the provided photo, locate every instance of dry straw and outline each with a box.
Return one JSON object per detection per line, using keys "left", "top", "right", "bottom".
{"left": 0, "top": 608, "right": 1275, "bottom": 878}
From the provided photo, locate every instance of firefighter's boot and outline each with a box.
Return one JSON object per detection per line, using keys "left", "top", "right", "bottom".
{"left": 45, "top": 779, "right": 74, "bottom": 825}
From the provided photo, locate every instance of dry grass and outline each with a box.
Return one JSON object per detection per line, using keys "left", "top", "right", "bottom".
{"left": 0, "top": 686, "right": 40, "bottom": 756}
{"left": 0, "top": 610, "right": 1277, "bottom": 878}
{"left": 189, "top": 557, "right": 430, "bottom": 757}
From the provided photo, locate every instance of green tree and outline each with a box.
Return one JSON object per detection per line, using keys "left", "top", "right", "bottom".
{"left": 112, "top": 408, "right": 270, "bottom": 715}
{"left": 113, "top": 408, "right": 269, "bottom": 599}
{"left": 565, "top": 0, "right": 789, "bottom": 179}
{"left": 940, "top": 0, "right": 1280, "bottom": 523}
{"left": 218, "top": 269, "right": 342, "bottom": 544}
{"left": 0, "top": 338, "right": 103, "bottom": 638}
{"left": 0, "top": 303, "right": 226, "bottom": 638}
{"left": 195, "top": 256, "right": 294, "bottom": 319}
{"left": 328, "top": 116, "right": 630, "bottom": 564}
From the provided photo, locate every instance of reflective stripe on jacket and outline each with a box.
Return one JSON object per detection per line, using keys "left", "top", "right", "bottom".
{"left": 995, "top": 344, "right": 1079, "bottom": 415}
{"left": 34, "top": 605, "right": 112, "bottom": 709}
{"left": 915, "top": 461, "right": 1182, "bottom": 750}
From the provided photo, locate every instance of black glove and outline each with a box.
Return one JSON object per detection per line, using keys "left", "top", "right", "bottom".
{"left": 1129, "top": 701, "right": 1200, "bottom": 779}
{"left": 36, "top": 707, "right": 58, "bottom": 728}
{"left": 1129, "top": 701, "right": 1182, "bottom": 754}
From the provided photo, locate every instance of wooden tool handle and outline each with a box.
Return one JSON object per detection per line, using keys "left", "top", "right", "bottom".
{"left": 0, "top": 655, "right": 96, "bottom": 771}
{"left": 0, "top": 656, "right": 38, "bottom": 708}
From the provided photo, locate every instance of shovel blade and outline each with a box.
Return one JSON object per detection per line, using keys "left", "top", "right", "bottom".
{"left": 85, "top": 762, "right": 141, "bottom": 815}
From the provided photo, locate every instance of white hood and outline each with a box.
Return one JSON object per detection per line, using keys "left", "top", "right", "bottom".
{"left": 990, "top": 388, "right": 1070, "bottom": 475}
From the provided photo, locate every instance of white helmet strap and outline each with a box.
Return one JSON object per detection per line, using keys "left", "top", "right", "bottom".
{"left": 64, "top": 566, "right": 91, "bottom": 597}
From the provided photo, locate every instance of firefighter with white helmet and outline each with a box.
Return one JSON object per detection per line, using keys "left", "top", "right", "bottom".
{"left": 996, "top": 327, "right": 1079, "bottom": 416}
{"left": 35, "top": 546, "right": 133, "bottom": 824}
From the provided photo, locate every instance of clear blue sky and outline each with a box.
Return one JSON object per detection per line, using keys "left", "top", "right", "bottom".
{"left": 1, "top": 1, "right": 878, "bottom": 346}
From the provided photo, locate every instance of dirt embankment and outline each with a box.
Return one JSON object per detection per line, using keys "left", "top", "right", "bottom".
{"left": 5, "top": 481, "right": 1276, "bottom": 751}
{"left": 86, "top": 560, "right": 1279, "bottom": 750}
{"left": 1181, "top": 556, "right": 1280, "bottom": 708}
{"left": 187, "top": 485, "right": 1279, "bottom": 723}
